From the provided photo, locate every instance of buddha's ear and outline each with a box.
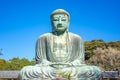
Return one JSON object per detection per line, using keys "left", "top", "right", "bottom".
{"left": 50, "top": 19, "right": 54, "bottom": 32}
{"left": 66, "top": 21, "right": 70, "bottom": 31}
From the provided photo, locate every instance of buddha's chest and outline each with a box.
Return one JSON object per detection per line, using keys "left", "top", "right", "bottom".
{"left": 51, "top": 36, "right": 69, "bottom": 62}
{"left": 53, "top": 37, "right": 66, "bottom": 51}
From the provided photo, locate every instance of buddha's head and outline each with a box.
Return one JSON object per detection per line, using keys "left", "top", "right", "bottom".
{"left": 50, "top": 9, "right": 70, "bottom": 33}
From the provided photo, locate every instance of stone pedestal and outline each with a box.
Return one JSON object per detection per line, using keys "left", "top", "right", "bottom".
{"left": 35, "top": 78, "right": 75, "bottom": 80}
{"left": 43, "top": 78, "right": 75, "bottom": 80}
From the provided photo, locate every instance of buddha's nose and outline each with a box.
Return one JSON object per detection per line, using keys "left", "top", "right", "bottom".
{"left": 58, "top": 20, "right": 62, "bottom": 26}
{"left": 58, "top": 19, "right": 62, "bottom": 24}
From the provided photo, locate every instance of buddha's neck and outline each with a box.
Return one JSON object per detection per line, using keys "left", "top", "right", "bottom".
{"left": 54, "top": 31, "right": 67, "bottom": 36}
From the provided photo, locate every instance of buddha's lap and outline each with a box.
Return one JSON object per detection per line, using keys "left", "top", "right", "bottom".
{"left": 21, "top": 65, "right": 101, "bottom": 75}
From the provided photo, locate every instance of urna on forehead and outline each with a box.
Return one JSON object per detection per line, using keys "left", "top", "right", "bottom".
{"left": 50, "top": 9, "right": 70, "bottom": 19}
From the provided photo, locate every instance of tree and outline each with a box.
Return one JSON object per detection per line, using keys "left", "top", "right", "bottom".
{"left": 0, "top": 59, "right": 7, "bottom": 70}
{"left": 84, "top": 40, "right": 106, "bottom": 60}
{"left": 107, "top": 41, "right": 120, "bottom": 50}
{"left": 86, "top": 47, "right": 120, "bottom": 71}
{"left": 5, "top": 57, "right": 32, "bottom": 70}
{"left": 0, "top": 48, "right": 3, "bottom": 55}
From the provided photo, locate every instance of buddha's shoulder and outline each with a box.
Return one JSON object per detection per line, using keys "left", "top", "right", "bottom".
{"left": 68, "top": 32, "right": 82, "bottom": 39}
{"left": 37, "top": 33, "right": 52, "bottom": 39}
{"left": 37, "top": 32, "right": 82, "bottom": 40}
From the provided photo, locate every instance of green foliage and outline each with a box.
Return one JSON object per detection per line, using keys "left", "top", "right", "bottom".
{"left": 84, "top": 40, "right": 120, "bottom": 60}
{"left": 0, "top": 48, "right": 3, "bottom": 55}
{"left": 85, "top": 40, "right": 107, "bottom": 60}
{"left": 85, "top": 40, "right": 120, "bottom": 72}
{"left": 107, "top": 41, "right": 120, "bottom": 50}
{"left": 0, "top": 59, "right": 7, "bottom": 70}
{"left": 86, "top": 47, "right": 120, "bottom": 72}
{"left": 0, "top": 57, "right": 35, "bottom": 70}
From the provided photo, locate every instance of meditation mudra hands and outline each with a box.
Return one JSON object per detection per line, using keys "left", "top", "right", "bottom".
{"left": 50, "top": 62, "right": 72, "bottom": 68}
{"left": 39, "top": 59, "right": 71, "bottom": 67}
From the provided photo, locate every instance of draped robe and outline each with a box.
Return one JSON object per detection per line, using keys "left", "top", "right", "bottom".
{"left": 19, "top": 32, "right": 102, "bottom": 80}
{"left": 35, "top": 32, "right": 85, "bottom": 66}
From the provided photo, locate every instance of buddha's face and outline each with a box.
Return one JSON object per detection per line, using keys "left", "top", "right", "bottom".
{"left": 51, "top": 14, "right": 69, "bottom": 32}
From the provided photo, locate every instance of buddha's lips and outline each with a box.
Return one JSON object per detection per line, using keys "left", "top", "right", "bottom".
{"left": 57, "top": 25, "right": 63, "bottom": 28}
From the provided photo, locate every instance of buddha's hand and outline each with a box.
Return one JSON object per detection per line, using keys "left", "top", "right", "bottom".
{"left": 41, "top": 59, "right": 53, "bottom": 66}
{"left": 49, "top": 62, "right": 72, "bottom": 68}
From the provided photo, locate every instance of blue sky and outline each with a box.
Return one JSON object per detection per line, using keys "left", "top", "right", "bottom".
{"left": 0, "top": 0, "right": 120, "bottom": 61}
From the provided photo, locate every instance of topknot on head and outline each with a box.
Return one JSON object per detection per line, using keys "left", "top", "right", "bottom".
{"left": 50, "top": 9, "right": 70, "bottom": 20}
